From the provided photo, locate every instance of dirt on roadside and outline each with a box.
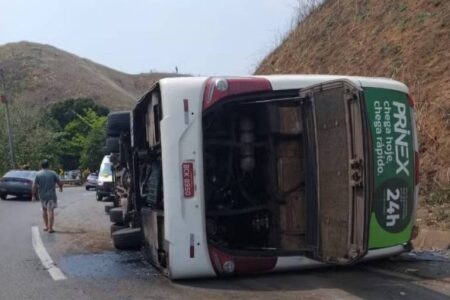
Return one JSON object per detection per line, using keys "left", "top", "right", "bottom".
{"left": 54, "top": 188, "right": 114, "bottom": 254}
{"left": 413, "top": 228, "right": 450, "bottom": 250}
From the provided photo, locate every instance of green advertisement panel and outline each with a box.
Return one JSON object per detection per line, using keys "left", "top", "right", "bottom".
{"left": 364, "top": 87, "right": 414, "bottom": 249}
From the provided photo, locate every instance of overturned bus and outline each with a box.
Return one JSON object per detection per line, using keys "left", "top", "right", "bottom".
{"left": 104, "top": 75, "right": 419, "bottom": 279}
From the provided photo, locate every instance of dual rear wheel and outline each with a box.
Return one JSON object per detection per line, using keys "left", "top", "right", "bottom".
{"left": 107, "top": 207, "right": 142, "bottom": 250}
{"left": 105, "top": 112, "right": 141, "bottom": 251}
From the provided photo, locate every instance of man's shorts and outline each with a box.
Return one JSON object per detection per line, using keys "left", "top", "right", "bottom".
{"left": 41, "top": 200, "right": 57, "bottom": 210}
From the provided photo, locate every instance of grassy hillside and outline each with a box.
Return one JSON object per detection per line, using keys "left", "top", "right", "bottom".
{"left": 0, "top": 41, "right": 184, "bottom": 110}
{"left": 256, "top": 0, "right": 450, "bottom": 228}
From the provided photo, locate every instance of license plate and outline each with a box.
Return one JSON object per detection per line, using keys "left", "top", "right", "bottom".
{"left": 182, "top": 161, "right": 195, "bottom": 198}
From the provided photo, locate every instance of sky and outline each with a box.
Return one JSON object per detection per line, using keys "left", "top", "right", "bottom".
{"left": 0, "top": 0, "right": 299, "bottom": 76}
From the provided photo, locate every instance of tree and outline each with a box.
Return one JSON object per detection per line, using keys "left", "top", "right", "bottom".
{"left": 57, "top": 108, "right": 107, "bottom": 171}
{"left": 0, "top": 98, "right": 109, "bottom": 174}
{"left": 0, "top": 103, "right": 59, "bottom": 173}
{"left": 47, "top": 98, "right": 109, "bottom": 130}
{"left": 47, "top": 99, "right": 109, "bottom": 169}
{"left": 79, "top": 116, "right": 106, "bottom": 171}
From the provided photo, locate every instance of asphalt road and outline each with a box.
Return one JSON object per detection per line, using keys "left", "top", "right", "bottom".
{"left": 0, "top": 186, "right": 449, "bottom": 300}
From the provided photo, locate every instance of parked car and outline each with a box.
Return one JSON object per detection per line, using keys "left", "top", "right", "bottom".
{"left": 85, "top": 173, "right": 98, "bottom": 191}
{"left": 104, "top": 75, "right": 418, "bottom": 279}
{"left": 96, "top": 156, "right": 113, "bottom": 201}
{"left": 64, "top": 170, "right": 81, "bottom": 180}
{"left": 0, "top": 170, "right": 37, "bottom": 200}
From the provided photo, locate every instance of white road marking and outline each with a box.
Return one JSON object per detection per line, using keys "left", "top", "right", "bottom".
{"left": 31, "top": 226, "right": 67, "bottom": 281}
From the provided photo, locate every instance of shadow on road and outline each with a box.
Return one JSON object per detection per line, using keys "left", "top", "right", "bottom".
{"left": 176, "top": 260, "right": 450, "bottom": 299}
{"left": 50, "top": 228, "right": 87, "bottom": 234}
{"left": 365, "top": 252, "right": 450, "bottom": 282}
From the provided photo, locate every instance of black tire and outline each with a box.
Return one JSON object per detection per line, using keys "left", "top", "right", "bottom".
{"left": 105, "top": 137, "right": 120, "bottom": 154}
{"left": 113, "top": 196, "right": 120, "bottom": 208}
{"left": 105, "top": 204, "right": 114, "bottom": 214}
{"left": 107, "top": 112, "right": 131, "bottom": 137}
{"left": 0, "top": 193, "right": 6, "bottom": 200}
{"left": 110, "top": 224, "right": 127, "bottom": 235}
{"left": 109, "top": 207, "right": 124, "bottom": 224}
{"left": 112, "top": 228, "right": 142, "bottom": 250}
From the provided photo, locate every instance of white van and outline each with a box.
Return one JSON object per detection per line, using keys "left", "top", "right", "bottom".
{"left": 105, "top": 75, "right": 418, "bottom": 279}
{"left": 96, "top": 155, "right": 113, "bottom": 201}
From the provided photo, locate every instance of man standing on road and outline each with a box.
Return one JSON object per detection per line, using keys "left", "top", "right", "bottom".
{"left": 32, "top": 160, "right": 63, "bottom": 233}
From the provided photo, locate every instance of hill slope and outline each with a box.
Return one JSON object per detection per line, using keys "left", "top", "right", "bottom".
{"left": 256, "top": 0, "right": 449, "bottom": 191}
{"left": 0, "top": 41, "right": 183, "bottom": 110}
{"left": 256, "top": 0, "right": 450, "bottom": 227}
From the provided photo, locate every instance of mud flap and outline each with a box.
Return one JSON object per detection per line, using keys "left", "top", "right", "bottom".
{"left": 300, "top": 80, "right": 368, "bottom": 264}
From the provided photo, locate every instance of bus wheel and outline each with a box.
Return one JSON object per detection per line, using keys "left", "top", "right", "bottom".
{"left": 110, "top": 224, "right": 127, "bottom": 235}
{"left": 105, "top": 204, "right": 114, "bottom": 214}
{"left": 112, "top": 228, "right": 141, "bottom": 250}
{"left": 109, "top": 207, "right": 124, "bottom": 225}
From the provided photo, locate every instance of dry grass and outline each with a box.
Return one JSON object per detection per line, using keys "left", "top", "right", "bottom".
{"left": 256, "top": 0, "right": 450, "bottom": 228}
{"left": 0, "top": 41, "right": 184, "bottom": 110}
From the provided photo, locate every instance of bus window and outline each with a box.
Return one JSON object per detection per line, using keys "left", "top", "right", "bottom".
{"left": 148, "top": 92, "right": 161, "bottom": 148}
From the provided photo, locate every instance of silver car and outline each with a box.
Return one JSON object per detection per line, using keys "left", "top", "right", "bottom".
{"left": 85, "top": 173, "right": 98, "bottom": 191}
{"left": 0, "top": 170, "right": 37, "bottom": 200}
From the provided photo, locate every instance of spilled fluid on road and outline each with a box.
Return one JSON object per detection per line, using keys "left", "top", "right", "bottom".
{"left": 58, "top": 251, "right": 159, "bottom": 279}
